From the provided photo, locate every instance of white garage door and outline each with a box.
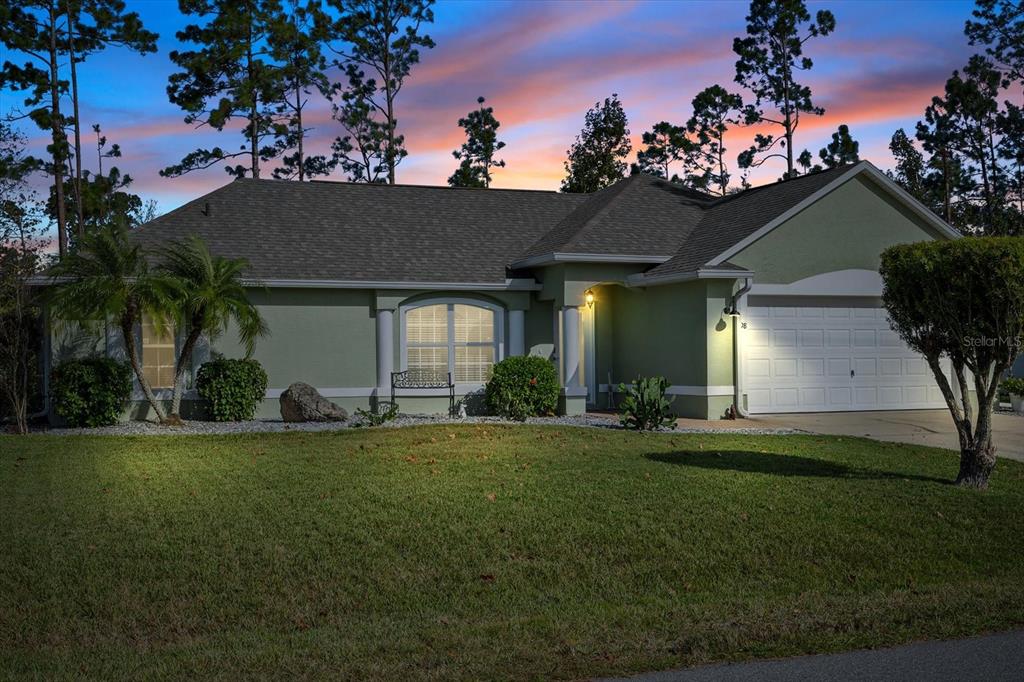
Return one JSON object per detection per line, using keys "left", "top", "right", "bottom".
{"left": 742, "top": 302, "right": 949, "bottom": 414}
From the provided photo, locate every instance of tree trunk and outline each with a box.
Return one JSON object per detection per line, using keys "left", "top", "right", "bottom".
{"left": 717, "top": 134, "right": 726, "bottom": 195}
{"left": 956, "top": 435, "right": 997, "bottom": 489}
{"left": 66, "top": 0, "right": 84, "bottom": 240}
{"left": 120, "top": 313, "right": 167, "bottom": 423}
{"left": 47, "top": 3, "right": 68, "bottom": 258}
{"left": 247, "top": 17, "right": 259, "bottom": 179}
{"left": 294, "top": 79, "right": 304, "bottom": 181}
{"left": 941, "top": 147, "right": 952, "bottom": 224}
{"left": 782, "top": 43, "right": 794, "bottom": 177}
{"left": 170, "top": 324, "right": 204, "bottom": 418}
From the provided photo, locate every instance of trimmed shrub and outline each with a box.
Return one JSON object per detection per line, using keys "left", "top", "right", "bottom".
{"left": 50, "top": 357, "right": 132, "bottom": 427}
{"left": 196, "top": 358, "right": 268, "bottom": 422}
{"left": 618, "top": 376, "right": 676, "bottom": 431}
{"left": 1002, "top": 377, "right": 1024, "bottom": 396}
{"left": 485, "top": 355, "right": 559, "bottom": 421}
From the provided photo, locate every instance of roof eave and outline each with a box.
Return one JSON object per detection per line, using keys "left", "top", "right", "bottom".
{"left": 510, "top": 252, "right": 671, "bottom": 269}
{"left": 627, "top": 267, "right": 754, "bottom": 288}
{"left": 250, "top": 277, "right": 542, "bottom": 291}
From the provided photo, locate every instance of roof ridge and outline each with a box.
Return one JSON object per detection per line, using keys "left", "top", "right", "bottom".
{"left": 706, "top": 161, "right": 865, "bottom": 207}
{"left": 298, "top": 177, "right": 581, "bottom": 195}
{"left": 560, "top": 176, "right": 643, "bottom": 251}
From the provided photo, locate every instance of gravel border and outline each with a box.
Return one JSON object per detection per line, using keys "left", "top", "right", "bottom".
{"left": 28, "top": 413, "right": 799, "bottom": 437}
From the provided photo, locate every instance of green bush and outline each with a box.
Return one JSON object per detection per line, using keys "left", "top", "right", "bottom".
{"left": 485, "top": 355, "right": 559, "bottom": 421}
{"left": 617, "top": 376, "right": 676, "bottom": 431}
{"left": 353, "top": 401, "right": 399, "bottom": 427}
{"left": 196, "top": 358, "right": 268, "bottom": 421}
{"left": 50, "top": 357, "right": 132, "bottom": 427}
{"left": 1002, "top": 377, "right": 1024, "bottom": 396}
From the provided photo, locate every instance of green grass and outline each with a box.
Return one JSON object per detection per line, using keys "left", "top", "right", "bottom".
{"left": 2, "top": 426, "right": 1024, "bottom": 680}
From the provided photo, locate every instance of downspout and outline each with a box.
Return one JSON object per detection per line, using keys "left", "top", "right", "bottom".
{"left": 730, "top": 277, "right": 753, "bottom": 418}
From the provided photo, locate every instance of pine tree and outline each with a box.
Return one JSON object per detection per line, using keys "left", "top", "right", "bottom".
{"left": 733, "top": 0, "right": 836, "bottom": 179}
{"left": 330, "top": 66, "right": 390, "bottom": 183}
{"left": 933, "top": 56, "right": 1012, "bottom": 234}
{"left": 163, "top": 0, "right": 287, "bottom": 179}
{"left": 634, "top": 122, "right": 689, "bottom": 182}
{"left": 268, "top": 0, "right": 332, "bottom": 180}
{"left": 48, "top": 125, "right": 149, "bottom": 232}
{"left": 686, "top": 85, "right": 744, "bottom": 195}
{"left": 815, "top": 124, "right": 860, "bottom": 169}
{"left": 1, "top": 0, "right": 74, "bottom": 256}
{"left": 888, "top": 128, "right": 930, "bottom": 206}
{"left": 325, "top": 0, "right": 434, "bottom": 185}
{"left": 561, "top": 94, "right": 632, "bottom": 193}
{"left": 966, "top": 0, "right": 1024, "bottom": 89}
{"left": 62, "top": 0, "right": 157, "bottom": 239}
{"left": 448, "top": 97, "right": 506, "bottom": 188}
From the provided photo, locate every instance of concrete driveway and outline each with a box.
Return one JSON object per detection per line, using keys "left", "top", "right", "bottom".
{"left": 751, "top": 409, "right": 1024, "bottom": 462}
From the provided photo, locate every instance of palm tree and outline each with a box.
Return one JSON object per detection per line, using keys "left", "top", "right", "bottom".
{"left": 47, "top": 224, "right": 177, "bottom": 422}
{"left": 159, "top": 236, "right": 268, "bottom": 420}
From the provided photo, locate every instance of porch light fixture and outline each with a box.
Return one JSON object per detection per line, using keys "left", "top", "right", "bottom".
{"left": 585, "top": 289, "right": 595, "bottom": 308}
{"left": 723, "top": 303, "right": 741, "bottom": 318}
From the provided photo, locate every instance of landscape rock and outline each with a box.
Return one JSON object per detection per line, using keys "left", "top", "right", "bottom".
{"left": 279, "top": 382, "right": 349, "bottom": 422}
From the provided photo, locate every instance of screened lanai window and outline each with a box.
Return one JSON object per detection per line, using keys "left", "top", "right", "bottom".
{"left": 405, "top": 303, "right": 499, "bottom": 383}
{"left": 141, "top": 315, "right": 176, "bottom": 389}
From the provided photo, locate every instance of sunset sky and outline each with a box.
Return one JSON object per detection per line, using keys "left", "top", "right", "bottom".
{"left": 3, "top": 0, "right": 980, "bottom": 216}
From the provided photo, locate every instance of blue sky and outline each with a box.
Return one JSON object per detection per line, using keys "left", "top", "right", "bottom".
{"left": 2, "top": 0, "right": 979, "bottom": 216}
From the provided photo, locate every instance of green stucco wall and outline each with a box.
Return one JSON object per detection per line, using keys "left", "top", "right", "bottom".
{"left": 216, "top": 288, "right": 378, "bottom": 389}
{"left": 729, "top": 175, "right": 946, "bottom": 284}
{"left": 601, "top": 279, "right": 738, "bottom": 419}
{"left": 116, "top": 286, "right": 558, "bottom": 420}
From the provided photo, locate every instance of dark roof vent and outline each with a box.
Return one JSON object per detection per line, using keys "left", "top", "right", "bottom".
{"left": 201, "top": 201, "right": 211, "bottom": 217}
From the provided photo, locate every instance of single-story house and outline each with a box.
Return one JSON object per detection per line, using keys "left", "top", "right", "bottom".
{"left": 46, "top": 160, "right": 965, "bottom": 420}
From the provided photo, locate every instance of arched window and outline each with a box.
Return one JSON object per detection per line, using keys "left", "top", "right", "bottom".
{"left": 402, "top": 300, "right": 503, "bottom": 383}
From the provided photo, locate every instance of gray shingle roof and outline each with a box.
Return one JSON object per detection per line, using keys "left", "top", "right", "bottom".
{"left": 134, "top": 179, "right": 588, "bottom": 284}
{"left": 517, "top": 173, "right": 710, "bottom": 261}
{"left": 643, "top": 164, "right": 859, "bottom": 279}
{"left": 134, "top": 163, "right": 865, "bottom": 285}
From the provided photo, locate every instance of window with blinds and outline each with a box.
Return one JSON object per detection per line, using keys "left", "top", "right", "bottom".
{"left": 141, "top": 316, "right": 176, "bottom": 389}
{"left": 405, "top": 303, "right": 497, "bottom": 383}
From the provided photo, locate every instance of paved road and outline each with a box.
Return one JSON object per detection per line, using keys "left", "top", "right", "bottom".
{"left": 753, "top": 410, "right": 1024, "bottom": 462}
{"left": 601, "top": 630, "right": 1024, "bottom": 682}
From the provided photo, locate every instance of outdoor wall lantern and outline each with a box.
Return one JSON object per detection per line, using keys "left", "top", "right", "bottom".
{"left": 585, "top": 289, "right": 595, "bottom": 308}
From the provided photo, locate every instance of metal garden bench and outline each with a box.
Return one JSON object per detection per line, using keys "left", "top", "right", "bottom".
{"left": 390, "top": 369, "right": 456, "bottom": 416}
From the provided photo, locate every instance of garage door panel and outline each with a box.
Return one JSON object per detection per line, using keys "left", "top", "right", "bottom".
{"left": 879, "top": 358, "right": 902, "bottom": 376}
{"left": 829, "top": 386, "right": 852, "bottom": 406}
{"left": 775, "top": 358, "right": 797, "bottom": 377}
{"left": 800, "top": 358, "right": 824, "bottom": 376}
{"left": 853, "top": 329, "right": 876, "bottom": 347}
{"left": 854, "top": 358, "right": 877, "bottom": 376}
{"left": 827, "top": 330, "right": 851, "bottom": 347}
{"left": 879, "top": 386, "right": 903, "bottom": 405}
{"left": 774, "top": 330, "right": 797, "bottom": 347}
{"left": 827, "top": 358, "right": 851, "bottom": 376}
{"left": 799, "top": 330, "right": 824, "bottom": 347}
{"left": 800, "top": 387, "right": 826, "bottom": 407}
{"left": 744, "top": 302, "right": 948, "bottom": 414}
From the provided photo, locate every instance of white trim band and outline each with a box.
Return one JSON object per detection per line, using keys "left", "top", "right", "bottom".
{"left": 511, "top": 252, "right": 671, "bottom": 269}
{"left": 248, "top": 278, "right": 541, "bottom": 291}
{"left": 599, "top": 384, "right": 735, "bottom": 397}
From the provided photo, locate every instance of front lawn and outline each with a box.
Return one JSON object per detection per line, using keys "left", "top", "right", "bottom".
{"left": 2, "top": 426, "right": 1023, "bottom": 680}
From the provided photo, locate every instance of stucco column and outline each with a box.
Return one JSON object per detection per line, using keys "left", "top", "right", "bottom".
{"left": 562, "top": 305, "right": 581, "bottom": 387}
{"left": 508, "top": 310, "right": 525, "bottom": 356}
{"left": 376, "top": 308, "right": 394, "bottom": 393}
